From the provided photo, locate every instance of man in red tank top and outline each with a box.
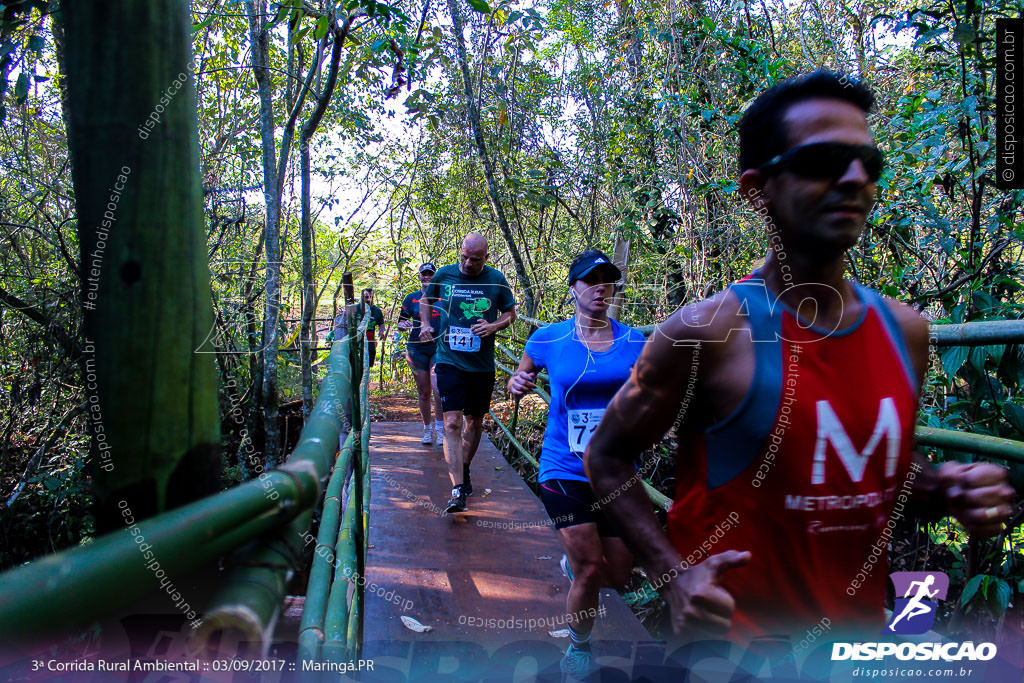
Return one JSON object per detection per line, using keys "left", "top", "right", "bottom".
{"left": 585, "top": 71, "right": 1014, "bottom": 645}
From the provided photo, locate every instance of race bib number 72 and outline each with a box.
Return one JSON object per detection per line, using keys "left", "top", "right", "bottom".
{"left": 567, "top": 408, "right": 606, "bottom": 454}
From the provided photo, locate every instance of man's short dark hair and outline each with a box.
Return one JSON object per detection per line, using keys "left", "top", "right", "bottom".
{"left": 738, "top": 70, "right": 876, "bottom": 172}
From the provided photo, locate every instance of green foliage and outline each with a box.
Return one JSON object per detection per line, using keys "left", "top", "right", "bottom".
{"left": 0, "top": 0, "right": 1021, "bottom": 636}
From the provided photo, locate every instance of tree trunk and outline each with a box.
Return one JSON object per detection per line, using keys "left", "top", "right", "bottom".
{"left": 246, "top": 0, "right": 327, "bottom": 463}
{"left": 62, "top": 0, "right": 220, "bottom": 530}
{"left": 300, "top": 20, "right": 346, "bottom": 417}
{"left": 245, "top": 0, "right": 282, "bottom": 466}
{"left": 447, "top": 0, "right": 535, "bottom": 315}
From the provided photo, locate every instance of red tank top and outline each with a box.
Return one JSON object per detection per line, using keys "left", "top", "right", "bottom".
{"left": 666, "top": 277, "right": 918, "bottom": 641}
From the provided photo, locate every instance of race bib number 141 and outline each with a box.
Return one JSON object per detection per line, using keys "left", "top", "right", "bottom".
{"left": 448, "top": 326, "right": 481, "bottom": 352}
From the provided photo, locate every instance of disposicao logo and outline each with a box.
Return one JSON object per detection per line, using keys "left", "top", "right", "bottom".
{"left": 831, "top": 571, "right": 997, "bottom": 662}
{"left": 886, "top": 571, "right": 948, "bottom": 634}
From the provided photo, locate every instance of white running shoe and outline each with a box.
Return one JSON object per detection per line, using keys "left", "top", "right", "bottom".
{"left": 434, "top": 425, "right": 445, "bottom": 445}
{"left": 421, "top": 427, "right": 433, "bottom": 444}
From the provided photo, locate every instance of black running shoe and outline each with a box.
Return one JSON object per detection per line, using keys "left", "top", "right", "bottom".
{"left": 462, "top": 464, "right": 473, "bottom": 496}
{"left": 444, "top": 485, "right": 466, "bottom": 513}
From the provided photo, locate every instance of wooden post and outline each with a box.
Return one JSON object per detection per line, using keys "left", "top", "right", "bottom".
{"left": 607, "top": 237, "right": 631, "bottom": 320}
{"left": 62, "top": 0, "right": 220, "bottom": 529}
{"left": 342, "top": 272, "right": 355, "bottom": 306}
{"left": 342, "top": 272, "right": 359, "bottom": 429}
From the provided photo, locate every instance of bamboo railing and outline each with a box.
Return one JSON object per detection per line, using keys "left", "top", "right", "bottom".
{"left": 0, "top": 312, "right": 373, "bottom": 661}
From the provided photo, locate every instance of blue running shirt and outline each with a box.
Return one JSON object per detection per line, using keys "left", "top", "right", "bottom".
{"left": 525, "top": 318, "right": 646, "bottom": 483}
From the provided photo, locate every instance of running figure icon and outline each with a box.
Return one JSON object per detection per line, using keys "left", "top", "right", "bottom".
{"left": 888, "top": 574, "right": 940, "bottom": 632}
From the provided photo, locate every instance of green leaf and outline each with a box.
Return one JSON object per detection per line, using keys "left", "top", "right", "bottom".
{"left": 952, "top": 22, "right": 974, "bottom": 44}
{"left": 14, "top": 72, "right": 28, "bottom": 104}
{"left": 940, "top": 345, "right": 969, "bottom": 377}
{"left": 990, "top": 578, "right": 1012, "bottom": 617}
{"left": 1004, "top": 401, "right": 1024, "bottom": 434}
{"left": 314, "top": 15, "right": 329, "bottom": 40}
{"left": 961, "top": 573, "right": 983, "bottom": 607}
{"left": 968, "top": 346, "right": 988, "bottom": 374}
{"left": 273, "top": 4, "right": 291, "bottom": 25}
{"left": 467, "top": 0, "right": 491, "bottom": 13}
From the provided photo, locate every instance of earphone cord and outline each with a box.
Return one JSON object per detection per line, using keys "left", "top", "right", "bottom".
{"left": 564, "top": 310, "right": 598, "bottom": 463}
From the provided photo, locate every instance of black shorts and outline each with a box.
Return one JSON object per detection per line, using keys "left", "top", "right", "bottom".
{"left": 539, "top": 479, "right": 621, "bottom": 537}
{"left": 434, "top": 363, "right": 495, "bottom": 417}
{"left": 406, "top": 345, "right": 436, "bottom": 372}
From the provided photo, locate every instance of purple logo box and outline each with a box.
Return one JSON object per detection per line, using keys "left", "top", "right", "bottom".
{"left": 885, "top": 572, "right": 949, "bottom": 635}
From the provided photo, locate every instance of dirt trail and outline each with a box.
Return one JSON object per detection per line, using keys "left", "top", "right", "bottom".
{"left": 369, "top": 381, "right": 422, "bottom": 422}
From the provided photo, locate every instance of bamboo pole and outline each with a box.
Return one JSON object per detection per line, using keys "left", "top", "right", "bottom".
{"left": 297, "top": 431, "right": 356, "bottom": 661}
{"left": 322, "top": 485, "right": 358, "bottom": 662}
{"left": 190, "top": 510, "right": 312, "bottom": 657}
{"left": 354, "top": 337, "right": 372, "bottom": 657}
{"left": 63, "top": 0, "right": 220, "bottom": 529}
{"left": 928, "top": 320, "right": 1024, "bottom": 347}
{"left": 516, "top": 316, "right": 1024, "bottom": 347}
{"left": 316, "top": 312, "right": 371, "bottom": 662}
{"left": 0, "top": 466, "right": 317, "bottom": 641}
{"left": 916, "top": 427, "right": 1024, "bottom": 464}
{"left": 0, "top": 338, "right": 354, "bottom": 642}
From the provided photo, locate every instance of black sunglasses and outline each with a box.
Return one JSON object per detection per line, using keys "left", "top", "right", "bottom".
{"left": 758, "top": 142, "right": 884, "bottom": 182}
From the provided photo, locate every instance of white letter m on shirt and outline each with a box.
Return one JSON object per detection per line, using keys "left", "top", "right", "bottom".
{"left": 811, "top": 397, "right": 900, "bottom": 485}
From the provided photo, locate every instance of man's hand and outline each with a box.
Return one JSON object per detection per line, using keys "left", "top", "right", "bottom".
{"left": 663, "top": 550, "right": 751, "bottom": 635}
{"left": 397, "top": 319, "right": 413, "bottom": 332}
{"left": 418, "top": 327, "right": 434, "bottom": 343}
{"left": 470, "top": 318, "right": 495, "bottom": 338}
{"left": 941, "top": 462, "right": 1015, "bottom": 537}
{"left": 508, "top": 370, "right": 536, "bottom": 397}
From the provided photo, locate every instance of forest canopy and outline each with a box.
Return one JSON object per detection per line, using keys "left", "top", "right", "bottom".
{"left": 0, "top": 0, "right": 1022, "bottom": 628}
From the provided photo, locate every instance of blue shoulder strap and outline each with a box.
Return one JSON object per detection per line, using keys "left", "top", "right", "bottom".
{"left": 856, "top": 285, "right": 918, "bottom": 393}
{"left": 703, "top": 278, "right": 784, "bottom": 489}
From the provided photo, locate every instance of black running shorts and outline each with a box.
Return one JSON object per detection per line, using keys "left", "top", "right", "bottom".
{"left": 539, "top": 479, "right": 621, "bottom": 537}
{"left": 406, "top": 346, "right": 436, "bottom": 373}
{"left": 434, "top": 363, "right": 495, "bottom": 417}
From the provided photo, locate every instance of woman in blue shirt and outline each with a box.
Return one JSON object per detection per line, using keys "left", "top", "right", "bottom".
{"left": 508, "top": 249, "right": 646, "bottom": 677}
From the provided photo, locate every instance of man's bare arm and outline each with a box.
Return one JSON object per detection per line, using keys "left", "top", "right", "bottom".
{"left": 886, "top": 300, "right": 1015, "bottom": 534}
{"left": 586, "top": 307, "right": 751, "bottom": 633}
{"left": 585, "top": 324, "right": 693, "bottom": 577}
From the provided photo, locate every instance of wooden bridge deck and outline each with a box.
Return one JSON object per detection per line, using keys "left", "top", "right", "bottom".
{"left": 360, "top": 421, "right": 654, "bottom": 680}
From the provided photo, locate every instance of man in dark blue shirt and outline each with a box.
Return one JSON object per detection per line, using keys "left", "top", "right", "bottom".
{"left": 398, "top": 262, "right": 444, "bottom": 445}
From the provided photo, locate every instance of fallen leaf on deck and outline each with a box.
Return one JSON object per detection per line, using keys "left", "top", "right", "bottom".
{"left": 482, "top": 488, "right": 492, "bottom": 497}
{"left": 536, "top": 555, "right": 552, "bottom": 560}
{"left": 401, "top": 615, "right": 432, "bottom": 633}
